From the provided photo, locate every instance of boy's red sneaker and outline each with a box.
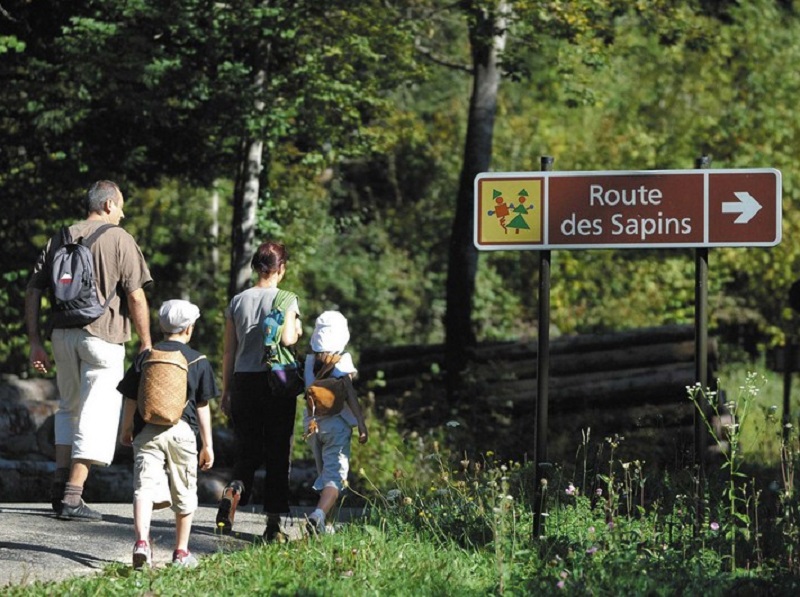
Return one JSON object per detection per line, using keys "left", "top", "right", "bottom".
{"left": 132, "top": 540, "right": 152, "bottom": 570}
{"left": 172, "top": 549, "right": 198, "bottom": 568}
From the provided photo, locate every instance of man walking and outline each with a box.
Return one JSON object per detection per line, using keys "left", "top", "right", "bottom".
{"left": 25, "top": 180, "right": 153, "bottom": 521}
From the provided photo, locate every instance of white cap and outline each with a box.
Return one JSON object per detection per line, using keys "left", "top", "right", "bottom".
{"left": 158, "top": 299, "right": 201, "bottom": 333}
{"left": 310, "top": 311, "right": 350, "bottom": 353}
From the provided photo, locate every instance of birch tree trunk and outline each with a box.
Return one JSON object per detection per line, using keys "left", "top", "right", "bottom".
{"left": 228, "top": 68, "right": 266, "bottom": 299}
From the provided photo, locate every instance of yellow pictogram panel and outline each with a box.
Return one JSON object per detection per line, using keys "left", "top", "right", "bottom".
{"left": 478, "top": 178, "right": 542, "bottom": 245}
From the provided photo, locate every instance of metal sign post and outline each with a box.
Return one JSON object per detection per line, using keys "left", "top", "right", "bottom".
{"left": 533, "top": 156, "right": 553, "bottom": 538}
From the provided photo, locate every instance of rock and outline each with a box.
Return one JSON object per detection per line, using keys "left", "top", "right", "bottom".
{"left": 0, "top": 375, "right": 59, "bottom": 460}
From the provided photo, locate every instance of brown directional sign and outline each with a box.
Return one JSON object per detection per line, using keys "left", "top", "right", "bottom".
{"left": 474, "top": 169, "right": 781, "bottom": 250}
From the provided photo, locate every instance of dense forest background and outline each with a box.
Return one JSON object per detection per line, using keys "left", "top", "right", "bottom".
{"left": 3, "top": 0, "right": 800, "bottom": 381}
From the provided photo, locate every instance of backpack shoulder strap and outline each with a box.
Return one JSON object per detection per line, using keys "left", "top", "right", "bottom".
{"left": 273, "top": 289, "right": 297, "bottom": 312}
{"left": 313, "top": 352, "right": 342, "bottom": 381}
{"left": 188, "top": 355, "right": 207, "bottom": 366}
{"left": 59, "top": 226, "right": 73, "bottom": 246}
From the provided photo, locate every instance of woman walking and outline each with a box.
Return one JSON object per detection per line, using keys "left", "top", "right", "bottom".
{"left": 216, "top": 241, "right": 302, "bottom": 540}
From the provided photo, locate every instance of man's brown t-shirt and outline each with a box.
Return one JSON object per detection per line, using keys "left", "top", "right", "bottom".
{"left": 28, "top": 220, "right": 152, "bottom": 344}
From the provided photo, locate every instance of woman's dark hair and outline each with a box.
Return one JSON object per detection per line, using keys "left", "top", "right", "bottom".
{"left": 250, "top": 241, "right": 288, "bottom": 275}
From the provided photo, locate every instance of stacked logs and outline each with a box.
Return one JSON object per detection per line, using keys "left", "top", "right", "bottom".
{"left": 359, "top": 324, "right": 716, "bottom": 468}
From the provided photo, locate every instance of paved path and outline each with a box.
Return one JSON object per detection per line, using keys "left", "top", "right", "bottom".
{"left": 0, "top": 502, "right": 327, "bottom": 588}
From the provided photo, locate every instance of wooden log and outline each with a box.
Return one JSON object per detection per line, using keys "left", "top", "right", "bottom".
{"left": 360, "top": 336, "right": 711, "bottom": 381}
{"left": 358, "top": 325, "right": 704, "bottom": 379}
{"left": 360, "top": 352, "right": 694, "bottom": 400}
{"left": 474, "top": 339, "right": 704, "bottom": 381}
{"left": 469, "top": 324, "right": 697, "bottom": 362}
{"left": 484, "top": 362, "right": 698, "bottom": 411}
{"left": 359, "top": 324, "right": 696, "bottom": 370}
{"left": 359, "top": 355, "right": 447, "bottom": 380}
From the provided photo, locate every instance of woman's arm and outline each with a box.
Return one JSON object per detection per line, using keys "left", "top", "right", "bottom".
{"left": 220, "top": 317, "right": 237, "bottom": 416}
{"left": 280, "top": 306, "right": 302, "bottom": 346}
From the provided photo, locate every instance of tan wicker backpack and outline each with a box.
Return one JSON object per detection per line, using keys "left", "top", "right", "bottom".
{"left": 137, "top": 349, "right": 205, "bottom": 425}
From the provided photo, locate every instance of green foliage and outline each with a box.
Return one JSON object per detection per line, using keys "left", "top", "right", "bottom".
{"left": 6, "top": 0, "right": 800, "bottom": 371}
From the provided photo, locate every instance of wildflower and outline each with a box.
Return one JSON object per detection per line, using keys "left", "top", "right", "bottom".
{"left": 560, "top": 571, "right": 568, "bottom": 579}
{"left": 607, "top": 521, "right": 615, "bottom": 530}
{"left": 588, "top": 526, "right": 595, "bottom": 534}
{"left": 565, "top": 483, "right": 576, "bottom": 496}
{"left": 446, "top": 420, "right": 460, "bottom": 427}
{"left": 710, "top": 521, "right": 720, "bottom": 532}
{"left": 403, "top": 497, "right": 413, "bottom": 506}
{"left": 596, "top": 488, "right": 603, "bottom": 497}
{"left": 557, "top": 581, "right": 565, "bottom": 590}
{"left": 586, "top": 546, "right": 598, "bottom": 555}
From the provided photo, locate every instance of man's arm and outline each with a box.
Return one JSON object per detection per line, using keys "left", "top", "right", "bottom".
{"left": 24, "top": 287, "right": 51, "bottom": 374}
{"left": 126, "top": 287, "right": 152, "bottom": 352}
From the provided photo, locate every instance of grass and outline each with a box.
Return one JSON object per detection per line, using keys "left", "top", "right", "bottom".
{"left": 717, "top": 360, "right": 799, "bottom": 466}
{"left": 3, "top": 360, "right": 800, "bottom": 596}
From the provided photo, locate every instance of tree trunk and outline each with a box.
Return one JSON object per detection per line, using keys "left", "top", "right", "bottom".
{"left": 445, "top": 2, "right": 508, "bottom": 397}
{"left": 228, "top": 68, "right": 267, "bottom": 299}
{"left": 210, "top": 183, "right": 220, "bottom": 273}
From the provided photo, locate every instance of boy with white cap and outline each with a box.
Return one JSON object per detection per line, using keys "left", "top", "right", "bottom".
{"left": 303, "top": 310, "right": 368, "bottom": 536}
{"left": 118, "top": 299, "right": 218, "bottom": 569}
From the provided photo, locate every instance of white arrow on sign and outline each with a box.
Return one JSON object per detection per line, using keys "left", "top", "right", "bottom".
{"left": 722, "top": 191, "right": 763, "bottom": 224}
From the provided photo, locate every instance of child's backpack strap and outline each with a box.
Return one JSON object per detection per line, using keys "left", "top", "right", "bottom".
{"left": 312, "top": 352, "right": 342, "bottom": 381}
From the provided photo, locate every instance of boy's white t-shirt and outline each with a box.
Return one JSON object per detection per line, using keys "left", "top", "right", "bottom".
{"left": 303, "top": 352, "right": 358, "bottom": 427}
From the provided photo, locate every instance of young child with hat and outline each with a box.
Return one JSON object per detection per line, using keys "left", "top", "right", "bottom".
{"left": 303, "top": 310, "right": 368, "bottom": 536}
{"left": 118, "top": 299, "right": 219, "bottom": 569}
